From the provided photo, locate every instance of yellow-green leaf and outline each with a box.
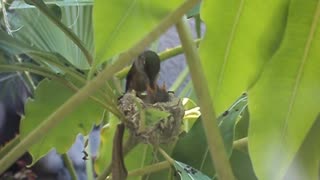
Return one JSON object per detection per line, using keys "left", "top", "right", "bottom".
{"left": 248, "top": 0, "right": 320, "bottom": 179}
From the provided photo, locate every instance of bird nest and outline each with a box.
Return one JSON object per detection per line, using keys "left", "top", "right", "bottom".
{"left": 118, "top": 91, "right": 185, "bottom": 145}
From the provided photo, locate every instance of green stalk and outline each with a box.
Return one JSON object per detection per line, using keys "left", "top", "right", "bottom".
{"left": 128, "top": 161, "right": 170, "bottom": 178}
{"left": 175, "top": 17, "right": 235, "bottom": 180}
{"left": 158, "top": 38, "right": 201, "bottom": 60}
{"left": 115, "top": 39, "right": 201, "bottom": 79}
{"left": 158, "top": 148, "right": 175, "bottom": 165}
{"left": 169, "top": 66, "right": 189, "bottom": 92}
{"left": 0, "top": 135, "right": 20, "bottom": 158}
{"left": 0, "top": 0, "right": 200, "bottom": 174}
{"left": 62, "top": 154, "right": 78, "bottom": 180}
{"left": 28, "top": 0, "right": 93, "bottom": 65}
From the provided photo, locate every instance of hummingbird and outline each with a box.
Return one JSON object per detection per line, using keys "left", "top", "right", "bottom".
{"left": 125, "top": 50, "right": 161, "bottom": 94}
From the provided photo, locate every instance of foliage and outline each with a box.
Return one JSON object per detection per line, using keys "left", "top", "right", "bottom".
{"left": 0, "top": 0, "right": 320, "bottom": 180}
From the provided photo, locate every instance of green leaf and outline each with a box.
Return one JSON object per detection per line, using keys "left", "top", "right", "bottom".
{"left": 144, "top": 108, "right": 171, "bottom": 126}
{"left": 0, "top": 30, "right": 38, "bottom": 54}
{"left": 230, "top": 150, "right": 257, "bottom": 180}
{"left": 173, "top": 161, "right": 211, "bottom": 180}
{"left": 284, "top": 115, "right": 320, "bottom": 180}
{"left": 125, "top": 143, "right": 153, "bottom": 180}
{"left": 248, "top": 0, "right": 320, "bottom": 179}
{"left": 172, "top": 94, "right": 247, "bottom": 177}
{"left": 94, "top": 116, "right": 118, "bottom": 174}
{"left": 9, "top": 3, "right": 93, "bottom": 69}
{"left": 93, "top": 0, "right": 184, "bottom": 65}
{"left": 199, "top": 0, "right": 289, "bottom": 114}
{"left": 20, "top": 79, "right": 104, "bottom": 164}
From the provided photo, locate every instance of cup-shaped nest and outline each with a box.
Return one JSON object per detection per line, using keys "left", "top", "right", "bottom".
{"left": 118, "top": 91, "right": 185, "bottom": 145}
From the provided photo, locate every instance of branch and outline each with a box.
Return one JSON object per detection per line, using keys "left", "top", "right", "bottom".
{"left": 175, "top": 17, "right": 235, "bottom": 180}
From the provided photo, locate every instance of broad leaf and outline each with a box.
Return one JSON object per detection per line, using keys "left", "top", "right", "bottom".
{"left": 199, "top": 0, "right": 289, "bottom": 114}
{"left": 93, "top": 0, "right": 184, "bottom": 65}
{"left": 284, "top": 115, "right": 320, "bottom": 180}
{"left": 9, "top": 2, "right": 93, "bottom": 69}
{"left": 230, "top": 150, "right": 257, "bottom": 180}
{"left": 172, "top": 94, "right": 247, "bottom": 177}
{"left": 248, "top": 0, "right": 320, "bottom": 179}
{"left": 21, "top": 79, "right": 104, "bottom": 164}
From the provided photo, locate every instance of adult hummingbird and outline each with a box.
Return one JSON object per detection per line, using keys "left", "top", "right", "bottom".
{"left": 125, "top": 50, "right": 161, "bottom": 94}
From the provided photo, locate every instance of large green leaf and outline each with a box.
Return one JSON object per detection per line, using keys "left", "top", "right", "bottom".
{"left": 20, "top": 79, "right": 104, "bottom": 164}
{"left": 230, "top": 150, "right": 257, "bottom": 180}
{"left": 172, "top": 94, "right": 247, "bottom": 177}
{"left": 248, "top": 0, "right": 320, "bottom": 179}
{"left": 9, "top": 2, "right": 93, "bottom": 69}
{"left": 284, "top": 115, "right": 320, "bottom": 180}
{"left": 93, "top": 0, "right": 184, "bottom": 65}
{"left": 199, "top": 0, "right": 289, "bottom": 114}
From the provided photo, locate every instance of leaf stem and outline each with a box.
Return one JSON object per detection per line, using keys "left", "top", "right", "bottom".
{"left": 158, "top": 148, "right": 175, "bottom": 165}
{"left": 62, "top": 153, "right": 77, "bottom": 180}
{"left": 0, "top": 135, "right": 20, "bottom": 158}
{"left": 128, "top": 161, "right": 170, "bottom": 178}
{"left": 115, "top": 38, "right": 201, "bottom": 79}
{"left": 0, "top": 0, "right": 200, "bottom": 174}
{"left": 175, "top": 17, "right": 235, "bottom": 180}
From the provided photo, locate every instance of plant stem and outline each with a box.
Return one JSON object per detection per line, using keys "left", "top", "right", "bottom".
{"left": 0, "top": 0, "right": 200, "bottom": 174}
{"left": 96, "top": 135, "right": 139, "bottom": 180}
{"left": 159, "top": 38, "right": 201, "bottom": 60}
{"left": 29, "top": 0, "right": 93, "bottom": 65}
{"left": 169, "top": 66, "right": 189, "bottom": 91}
{"left": 115, "top": 39, "right": 201, "bottom": 79}
{"left": 158, "top": 148, "right": 175, "bottom": 165}
{"left": 62, "top": 154, "right": 77, "bottom": 180}
{"left": 175, "top": 17, "right": 235, "bottom": 180}
{"left": 0, "top": 135, "right": 19, "bottom": 158}
{"left": 128, "top": 161, "right": 170, "bottom": 178}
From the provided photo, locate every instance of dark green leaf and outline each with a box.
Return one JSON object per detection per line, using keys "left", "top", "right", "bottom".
{"left": 9, "top": 4, "right": 93, "bottom": 69}
{"left": 230, "top": 150, "right": 257, "bottom": 180}
{"left": 199, "top": 0, "right": 289, "bottom": 115}
{"left": 93, "top": 0, "right": 184, "bottom": 65}
{"left": 173, "top": 160, "right": 211, "bottom": 180}
{"left": 172, "top": 94, "right": 247, "bottom": 177}
{"left": 248, "top": 0, "right": 320, "bottom": 179}
{"left": 20, "top": 79, "right": 104, "bottom": 164}
{"left": 284, "top": 115, "right": 320, "bottom": 180}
